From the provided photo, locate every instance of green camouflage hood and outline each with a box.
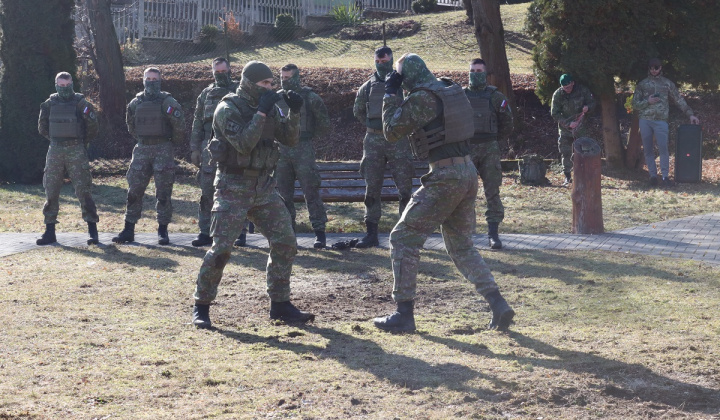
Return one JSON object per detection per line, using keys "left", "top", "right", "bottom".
{"left": 399, "top": 54, "right": 435, "bottom": 91}
{"left": 281, "top": 68, "right": 301, "bottom": 92}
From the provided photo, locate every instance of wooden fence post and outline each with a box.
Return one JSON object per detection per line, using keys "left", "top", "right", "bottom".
{"left": 138, "top": 0, "right": 145, "bottom": 41}
{"left": 571, "top": 137, "right": 604, "bottom": 234}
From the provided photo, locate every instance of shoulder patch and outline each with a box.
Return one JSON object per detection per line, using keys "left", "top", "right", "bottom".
{"left": 225, "top": 119, "right": 241, "bottom": 135}
{"left": 173, "top": 109, "right": 182, "bottom": 118}
{"left": 393, "top": 107, "right": 402, "bottom": 119}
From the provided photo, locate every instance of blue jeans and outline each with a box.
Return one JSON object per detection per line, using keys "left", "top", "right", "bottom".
{"left": 639, "top": 119, "right": 669, "bottom": 178}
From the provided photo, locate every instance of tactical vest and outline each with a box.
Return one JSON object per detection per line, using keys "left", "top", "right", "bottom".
{"left": 219, "top": 94, "right": 279, "bottom": 172}
{"left": 407, "top": 80, "right": 475, "bottom": 159}
{"left": 202, "top": 82, "right": 238, "bottom": 140}
{"left": 466, "top": 87, "right": 498, "bottom": 140}
{"left": 134, "top": 92, "right": 171, "bottom": 137}
{"left": 48, "top": 95, "right": 83, "bottom": 139}
{"left": 366, "top": 77, "right": 385, "bottom": 121}
{"left": 276, "top": 88, "right": 312, "bottom": 135}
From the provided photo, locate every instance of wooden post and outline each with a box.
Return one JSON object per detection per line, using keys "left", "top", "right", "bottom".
{"left": 572, "top": 137, "right": 604, "bottom": 234}
{"left": 625, "top": 113, "right": 643, "bottom": 169}
{"left": 138, "top": 0, "right": 144, "bottom": 41}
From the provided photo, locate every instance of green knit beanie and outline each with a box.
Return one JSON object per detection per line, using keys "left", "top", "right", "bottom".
{"left": 241, "top": 61, "right": 273, "bottom": 83}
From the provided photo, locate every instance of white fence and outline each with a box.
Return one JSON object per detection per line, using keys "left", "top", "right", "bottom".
{"left": 110, "top": 0, "right": 336, "bottom": 43}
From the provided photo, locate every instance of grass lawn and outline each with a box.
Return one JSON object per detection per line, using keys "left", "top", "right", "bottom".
{"left": 1, "top": 243, "right": 718, "bottom": 418}
{"left": 227, "top": 4, "right": 534, "bottom": 73}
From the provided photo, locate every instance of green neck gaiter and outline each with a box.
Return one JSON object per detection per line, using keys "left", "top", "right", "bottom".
{"left": 469, "top": 72, "right": 487, "bottom": 90}
{"left": 214, "top": 71, "right": 232, "bottom": 88}
{"left": 375, "top": 60, "right": 393, "bottom": 80}
{"left": 143, "top": 80, "right": 162, "bottom": 98}
{"left": 240, "top": 76, "right": 268, "bottom": 105}
{"left": 56, "top": 84, "right": 75, "bottom": 101}
{"left": 281, "top": 70, "right": 301, "bottom": 92}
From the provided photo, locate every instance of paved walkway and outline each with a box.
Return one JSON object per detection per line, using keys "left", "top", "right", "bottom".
{"left": 2, "top": 212, "right": 719, "bottom": 265}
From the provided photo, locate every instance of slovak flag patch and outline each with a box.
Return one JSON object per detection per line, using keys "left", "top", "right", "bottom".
{"left": 500, "top": 100, "right": 507, "bottom": 109}
{"left": 83, "top": 106, "right": 90, "bottom": 114}
{"left": 166, "top": 106, "right": 175, "bottom": 115}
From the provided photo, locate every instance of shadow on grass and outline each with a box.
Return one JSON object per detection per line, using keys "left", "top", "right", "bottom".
{"left": 58, "top": 242, "right": 202, "bottom": 270}
{"left": 214, "top": 325, "right": 511, "bottom": 396}
{"left": 484, "top": 249, "right": 697, "bottom": 286}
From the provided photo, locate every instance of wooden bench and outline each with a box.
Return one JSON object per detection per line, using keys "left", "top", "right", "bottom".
{"left": 292, "top": 159, "right": 548, "bottom": 203}
{"left": 293, "top": 161, "right": 427, "bottom": 203}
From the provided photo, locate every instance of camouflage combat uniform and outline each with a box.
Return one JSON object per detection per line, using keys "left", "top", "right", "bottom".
{"left": 354, "top": 72, "right": 414, "bottom": 222}
{"left": 191, "top": 79, "right": 239, "bottom": 236}
{"left": 550, "top": 83, "right": 595, "bottom": 172}
{"left": 274, "top": 70, "right": 330, "bottom": 232}
{"left": 123, "top": 90, "right": 186, "bottom": 225}
{"left": 632, "top": 71, "right": 695, "bottom": 179}
{"left": 38, "top": 92, "right": 99, "bottom": 225}
{"left": 464, "top": 82, "right": 513, "bottom": 225}
{"left": 381, "top": 55, "right": 501, "bottom": 303}
{"left": 194, "top": 76, "right": 301, "bottom": 305}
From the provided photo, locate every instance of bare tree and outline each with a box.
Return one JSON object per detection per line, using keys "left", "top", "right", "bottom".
{"left": 83, "top": 0, "right": 126, "bottom": 132}
{"left": 470, "top": 0, "right": 514, "bottom": 108}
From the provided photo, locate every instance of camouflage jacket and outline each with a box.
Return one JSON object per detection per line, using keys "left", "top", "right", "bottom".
{"left": 126, "top": 91, "right": 186, "bottom": 145}
{"left": 632, "top": 73, "right": 694, "bottom": 121}
{"left": 463, "top": 85, "right": 514, "bottom": 140}
{"left": 276, "top": 86, "right": 330, "bottom": 140}
{"left": 550, "top": 83, "right": 595, "bottom": 134}
{"left": 38, "top": 93, "right": 99, "bottom": 143}
{"left": 190, "top": 81, "right": 239, "bottom": 151}
{"left": 212, "top": 89, "right": 300, "bottom": 159}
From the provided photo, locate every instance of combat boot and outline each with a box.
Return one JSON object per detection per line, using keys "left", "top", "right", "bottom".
{"left": 374, "top": 300, "right": 416, "bottom": 332}
{"left": 488, "top": 222, "right": 502, "bottom": 250}
{"left": 270, "top": 301, "right": 315, "bottom": 323}
{"left": 192, "top": 233, "right": 213, "bottom": 247}
{"left": 87, "top": 222, "right": 99, "bottom": 245}
{"left": 158, "top": 224, "right": 170, "bottom": 245}
{"left": 562, "top": 171, "right": 572, "bottom": 186}
{"left": 112, "top": 221, "right": 135, "bottom": 243}
{"left": 192, "top": 303, "right": 212, "bottom": 329}
{"left": 36, "top": 223, "right": 57, "bottom": 246}
{"left": 355, "top": 221, "right": 379, "bottom": 249}
{"left": 234, "top": 233, "right": 247, "bottom": 247}
{"left": 484, "top": 290, "right": 515, "bottom": 331}
{"left": 313, "top": 230, "right": 326, "bottom": 249}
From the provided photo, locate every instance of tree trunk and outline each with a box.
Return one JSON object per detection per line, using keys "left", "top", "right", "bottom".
{"left": 471, "top": 0, "right": 514, "bottom": 109}
{"left": 0, "top": 0, "right": 77, "bottom": 183}
{"left": 462, "top": 0, "right": 473, "bottom": 23}
{"left": 571, "top": 137, "right": 604, "bottom": 234}
{"left": 599, "top": 93, "right": 624, "bottom": 167}
{"left": 87, "top": 0, "right": 126, "bottom": 137}
{"left": 624, "top": 113, "right": 643, "bottom": 169}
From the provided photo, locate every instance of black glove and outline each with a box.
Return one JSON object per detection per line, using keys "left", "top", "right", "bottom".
{"left": 283, "top": 91, "right": 304, "bottom": 113}
{"left": 257, "top": 91, "right": 282, "bottom": 114}
{"left": 385, "top": 71, "right": 403, "bottom": 95}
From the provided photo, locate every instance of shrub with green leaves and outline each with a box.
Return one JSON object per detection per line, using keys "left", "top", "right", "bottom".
{"left": 411, "top": 0, "right": 436, "bottom": 14}
{"left": 330, "top": 3, "right": 363, "bottom": 26}
{"left": 273, "top": 13, "right": 296, "bottom": 41}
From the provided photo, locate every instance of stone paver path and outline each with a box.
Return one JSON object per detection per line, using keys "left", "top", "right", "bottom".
{"left": 1, "top": 213, "right": 719, "bottom": 265}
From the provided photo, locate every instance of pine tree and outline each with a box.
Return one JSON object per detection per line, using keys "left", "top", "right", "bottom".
{"left": 0, "top": 0, "right": 78, "bottom": 183}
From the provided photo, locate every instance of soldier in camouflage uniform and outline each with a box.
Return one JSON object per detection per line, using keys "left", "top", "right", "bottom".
{"left": 190, "top": 57, "right": 250, "bottom": 247}
{"left": 550, "top": 74, "right": 595, "bottom": 186}
{"left": 633, "top": 58, "right": 700, "bottom": 187}
{"left": 373, "top": 53, "right": 515, "bottom": 333}
{"left": 112, "top": 67, "right": 186, "bottom": 245}
{"left": 353, "top": 46, "right": 414, "bottom": 249}
{"left": 36, "top": 72, "right": 100, "bottom": 246}
{"left": 274, "top": 64, "right": 330, "bottom": 248}
{"left": 464, "top": 59, "right": 514, "bottom": 250}
{"left": 192, "top": 61, "right": 314, "bottom": 329}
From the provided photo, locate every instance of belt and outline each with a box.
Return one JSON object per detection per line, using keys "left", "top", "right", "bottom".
{"left": 50, "top": 139, "right": 83, "bottom": 147}
{"left": 138, "top": 138, "right": 170, "bottom": 146}
{"left": 219, "top": 167, "right": 266, "bottom": 177}
{"left": 429, "top": 155, "right": 471, "bottom": 170}
{"left": 366, "top": 127, "right": 383, "bottom": 135}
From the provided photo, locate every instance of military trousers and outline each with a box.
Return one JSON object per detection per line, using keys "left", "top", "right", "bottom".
{"left": 389, "top": 159, "right": 498, "bottom": 302}
{"left": 197, "top": 140, "right": 216, "bottom": 235}
{"left": 124, "top": 142, "right": 175, "bottom": 225}
{"left": 275, "top": 140, "right": 327, "bottom": 231}
{"left": 558, "top": 133, "right": 575, "bottom": 173}
{"left": 42, "top": 142, "right": 98, "bottom": 225}
{"left": 469, "top": 140, "right": 504, "bottom": 224}
{"left": 359, "top": 132, "right": 414, "bottom": 224}
{"left": 194, "top": 174, "right": 298, "bottom": 304}
{"left": 639, "top": 119, "right": 670, "bottom": 179}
